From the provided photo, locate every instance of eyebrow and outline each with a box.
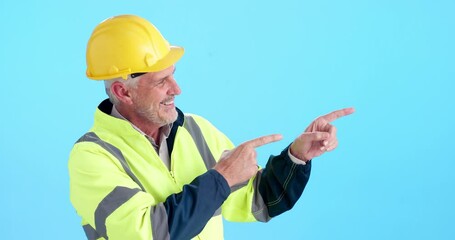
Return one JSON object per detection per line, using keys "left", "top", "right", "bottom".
{"left": 155, "top": 67, "right": 177, "bottom": 83}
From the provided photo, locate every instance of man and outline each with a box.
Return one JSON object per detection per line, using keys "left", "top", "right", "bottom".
{"left": 69, "top": 14, "right": 354, "bottom": 240}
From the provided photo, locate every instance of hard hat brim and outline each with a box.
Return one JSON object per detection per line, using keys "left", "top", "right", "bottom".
{"left": 87, "top": 46, "right": 184, "bottom": 80}
{"left": 147, "top": 46, "right": 184, "bottom": 73}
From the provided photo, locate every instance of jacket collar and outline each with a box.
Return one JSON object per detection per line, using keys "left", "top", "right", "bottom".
{"left": 97, "top": 98, "right": 184, "bottom": 156}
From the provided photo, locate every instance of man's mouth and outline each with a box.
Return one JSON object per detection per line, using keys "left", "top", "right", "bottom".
{"left": 161, "top": 98, "right": 174, "bottom": 106}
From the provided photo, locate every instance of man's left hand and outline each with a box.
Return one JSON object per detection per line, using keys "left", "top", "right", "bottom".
{"left": 290, "top": 107, "right": 355, "bottom": 162}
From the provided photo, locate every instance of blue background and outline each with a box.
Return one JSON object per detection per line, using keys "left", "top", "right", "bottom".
{"left": 1, "top": 0, "right": 454, "bottom": 239}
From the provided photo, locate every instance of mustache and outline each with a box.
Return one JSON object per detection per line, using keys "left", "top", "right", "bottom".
{"left": 160, "top": 96, "right": 175, "bottom": 104}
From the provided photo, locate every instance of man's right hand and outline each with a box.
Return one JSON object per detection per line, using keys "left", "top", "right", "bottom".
{"left": 213, "top": 134, "right": 283, "bottom": 187}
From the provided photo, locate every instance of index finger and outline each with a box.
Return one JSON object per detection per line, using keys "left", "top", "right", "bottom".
{"left": 321, "top": 107, "right": 355, "bottom": 122}
{"left": 243, "top": 134, "right": 283, "bottom": 148}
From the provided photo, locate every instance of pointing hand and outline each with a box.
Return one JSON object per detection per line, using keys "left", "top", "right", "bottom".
{"left": 290, "top": 108, "right": 355, "bottom": 162}
{"left": 214, "top": 134, "right": 283, "bottom": 187}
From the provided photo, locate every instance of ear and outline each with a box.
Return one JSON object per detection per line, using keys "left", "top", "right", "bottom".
{"left": 111, "top": 81, "right": 134, "bottom": 105}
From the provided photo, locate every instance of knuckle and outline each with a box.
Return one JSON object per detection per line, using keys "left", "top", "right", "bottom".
{"left": 320, "top": 132, "right": 329, "bottom": 139}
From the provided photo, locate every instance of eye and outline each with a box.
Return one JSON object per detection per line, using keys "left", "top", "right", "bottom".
{"left": 154, "top": 78, "right": 166, "bottom": 87}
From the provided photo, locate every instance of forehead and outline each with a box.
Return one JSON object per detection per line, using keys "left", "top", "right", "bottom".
{"left": 140, "top": 66, "right": 175, "bottom": 81}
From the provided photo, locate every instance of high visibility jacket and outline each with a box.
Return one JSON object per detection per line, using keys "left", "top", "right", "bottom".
{"left": 69, "top": 99, "right": 311, "bottom": 240}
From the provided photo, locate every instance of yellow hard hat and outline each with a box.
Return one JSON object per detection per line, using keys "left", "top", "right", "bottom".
{"left": 86, "top": 15, "right": 184, "bottom": 80}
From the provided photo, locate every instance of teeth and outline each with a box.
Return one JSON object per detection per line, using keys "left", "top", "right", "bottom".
{"left": 162, "top": 99, "right": 174, "bottom": 105}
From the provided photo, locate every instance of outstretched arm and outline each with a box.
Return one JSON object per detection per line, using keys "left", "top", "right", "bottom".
{"left": 219, "top": 108, "right": 355, "bottom": 220}
{"left": 261, "top": 107, "right": 356, "bottom": 217}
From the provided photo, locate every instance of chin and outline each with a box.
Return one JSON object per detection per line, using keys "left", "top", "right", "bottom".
{"left": 160, "top": 110, "right": 178, "bottom": 125}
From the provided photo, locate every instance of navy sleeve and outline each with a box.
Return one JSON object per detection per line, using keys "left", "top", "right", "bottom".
{"left": 258, "top": 145, "right": 312, "bottom": 217}
{"left": 163, "top": 169, "right": 230, "bottom": 239}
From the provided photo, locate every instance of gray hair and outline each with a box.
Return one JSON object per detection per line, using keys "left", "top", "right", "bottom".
{"left": 104, "top": 75, "right": 141, "bottom": 105}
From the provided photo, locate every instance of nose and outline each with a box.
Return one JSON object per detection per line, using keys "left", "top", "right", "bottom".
{"left": 167, "top": 76, "right": 182, "bottom": 96}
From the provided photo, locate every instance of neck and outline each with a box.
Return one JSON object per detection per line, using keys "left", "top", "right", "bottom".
{"left": 133, "top": 119, "right": 162, "bottom": 142}
{"left": 115, "top": 105, "right": 162, "bottom": 143}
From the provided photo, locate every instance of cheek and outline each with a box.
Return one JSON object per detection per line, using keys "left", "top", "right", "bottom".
{"left": 136, "top": 89, "right": 162, "bottom": 105}
{"left": 151, "top": 94, "right": 164, "bottom": 106}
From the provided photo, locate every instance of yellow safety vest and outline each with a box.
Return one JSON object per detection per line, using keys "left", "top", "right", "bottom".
{"left": 69, "top": 102, "right": 266, "bottom": 240}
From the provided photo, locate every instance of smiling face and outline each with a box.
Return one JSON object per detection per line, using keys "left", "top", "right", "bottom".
{"left": 129, "top": 65, "right": 181, "bottom": 127}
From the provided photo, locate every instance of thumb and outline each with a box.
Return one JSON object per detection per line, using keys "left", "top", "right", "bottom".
{"left": 220, "top": 149, "right": 231, "bottom": 158}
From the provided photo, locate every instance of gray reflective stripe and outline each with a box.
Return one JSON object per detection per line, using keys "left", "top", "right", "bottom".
{"left": 230, "top": 180, "right": 249, "bottom": 193}
{"left": 183, "top": 115, "right": 217, "bottom": 169}
{"left": 76, "top": 132, "right": 146, "bottom": 191}
{"left": 94, "top": 186, "right": 141, "bottom": 239}
{"left": 214, "top": 207, "right": 222, "bottom": 216}
{"left": 251, "top": 170, "right": 271, "bottom": 222}
{"left": 183, "top": 116, "right": 223, "bottom": 218}
{"left": 83, "top": 224, "right": 100, "bottom": 240}
{"left": 151, "top": 203, "right": 171, "bottom": 240}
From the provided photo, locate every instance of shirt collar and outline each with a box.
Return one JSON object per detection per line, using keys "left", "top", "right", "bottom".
{"left": 110, "top": 106, "right": 172, "bottom": 140}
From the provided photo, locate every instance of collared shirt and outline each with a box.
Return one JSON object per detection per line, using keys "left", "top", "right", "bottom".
{"left": 111, "top": 106, "right": 307, "bottom": 168}
{"left": 111, "top": 106, "right": 173, "bottom": 170}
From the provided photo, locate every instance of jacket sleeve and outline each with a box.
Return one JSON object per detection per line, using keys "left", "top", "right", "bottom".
{"left": 186, "top": 115, "right": 312, "bottom": 223}
{"left": 257, "top": 146, "right": 312, "bottom": 218}
{"left": 69, "top": 140, "right": 230, "bottom": 240}
{"left": 222, "top": 145, "right": 311, "bottom": 222}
